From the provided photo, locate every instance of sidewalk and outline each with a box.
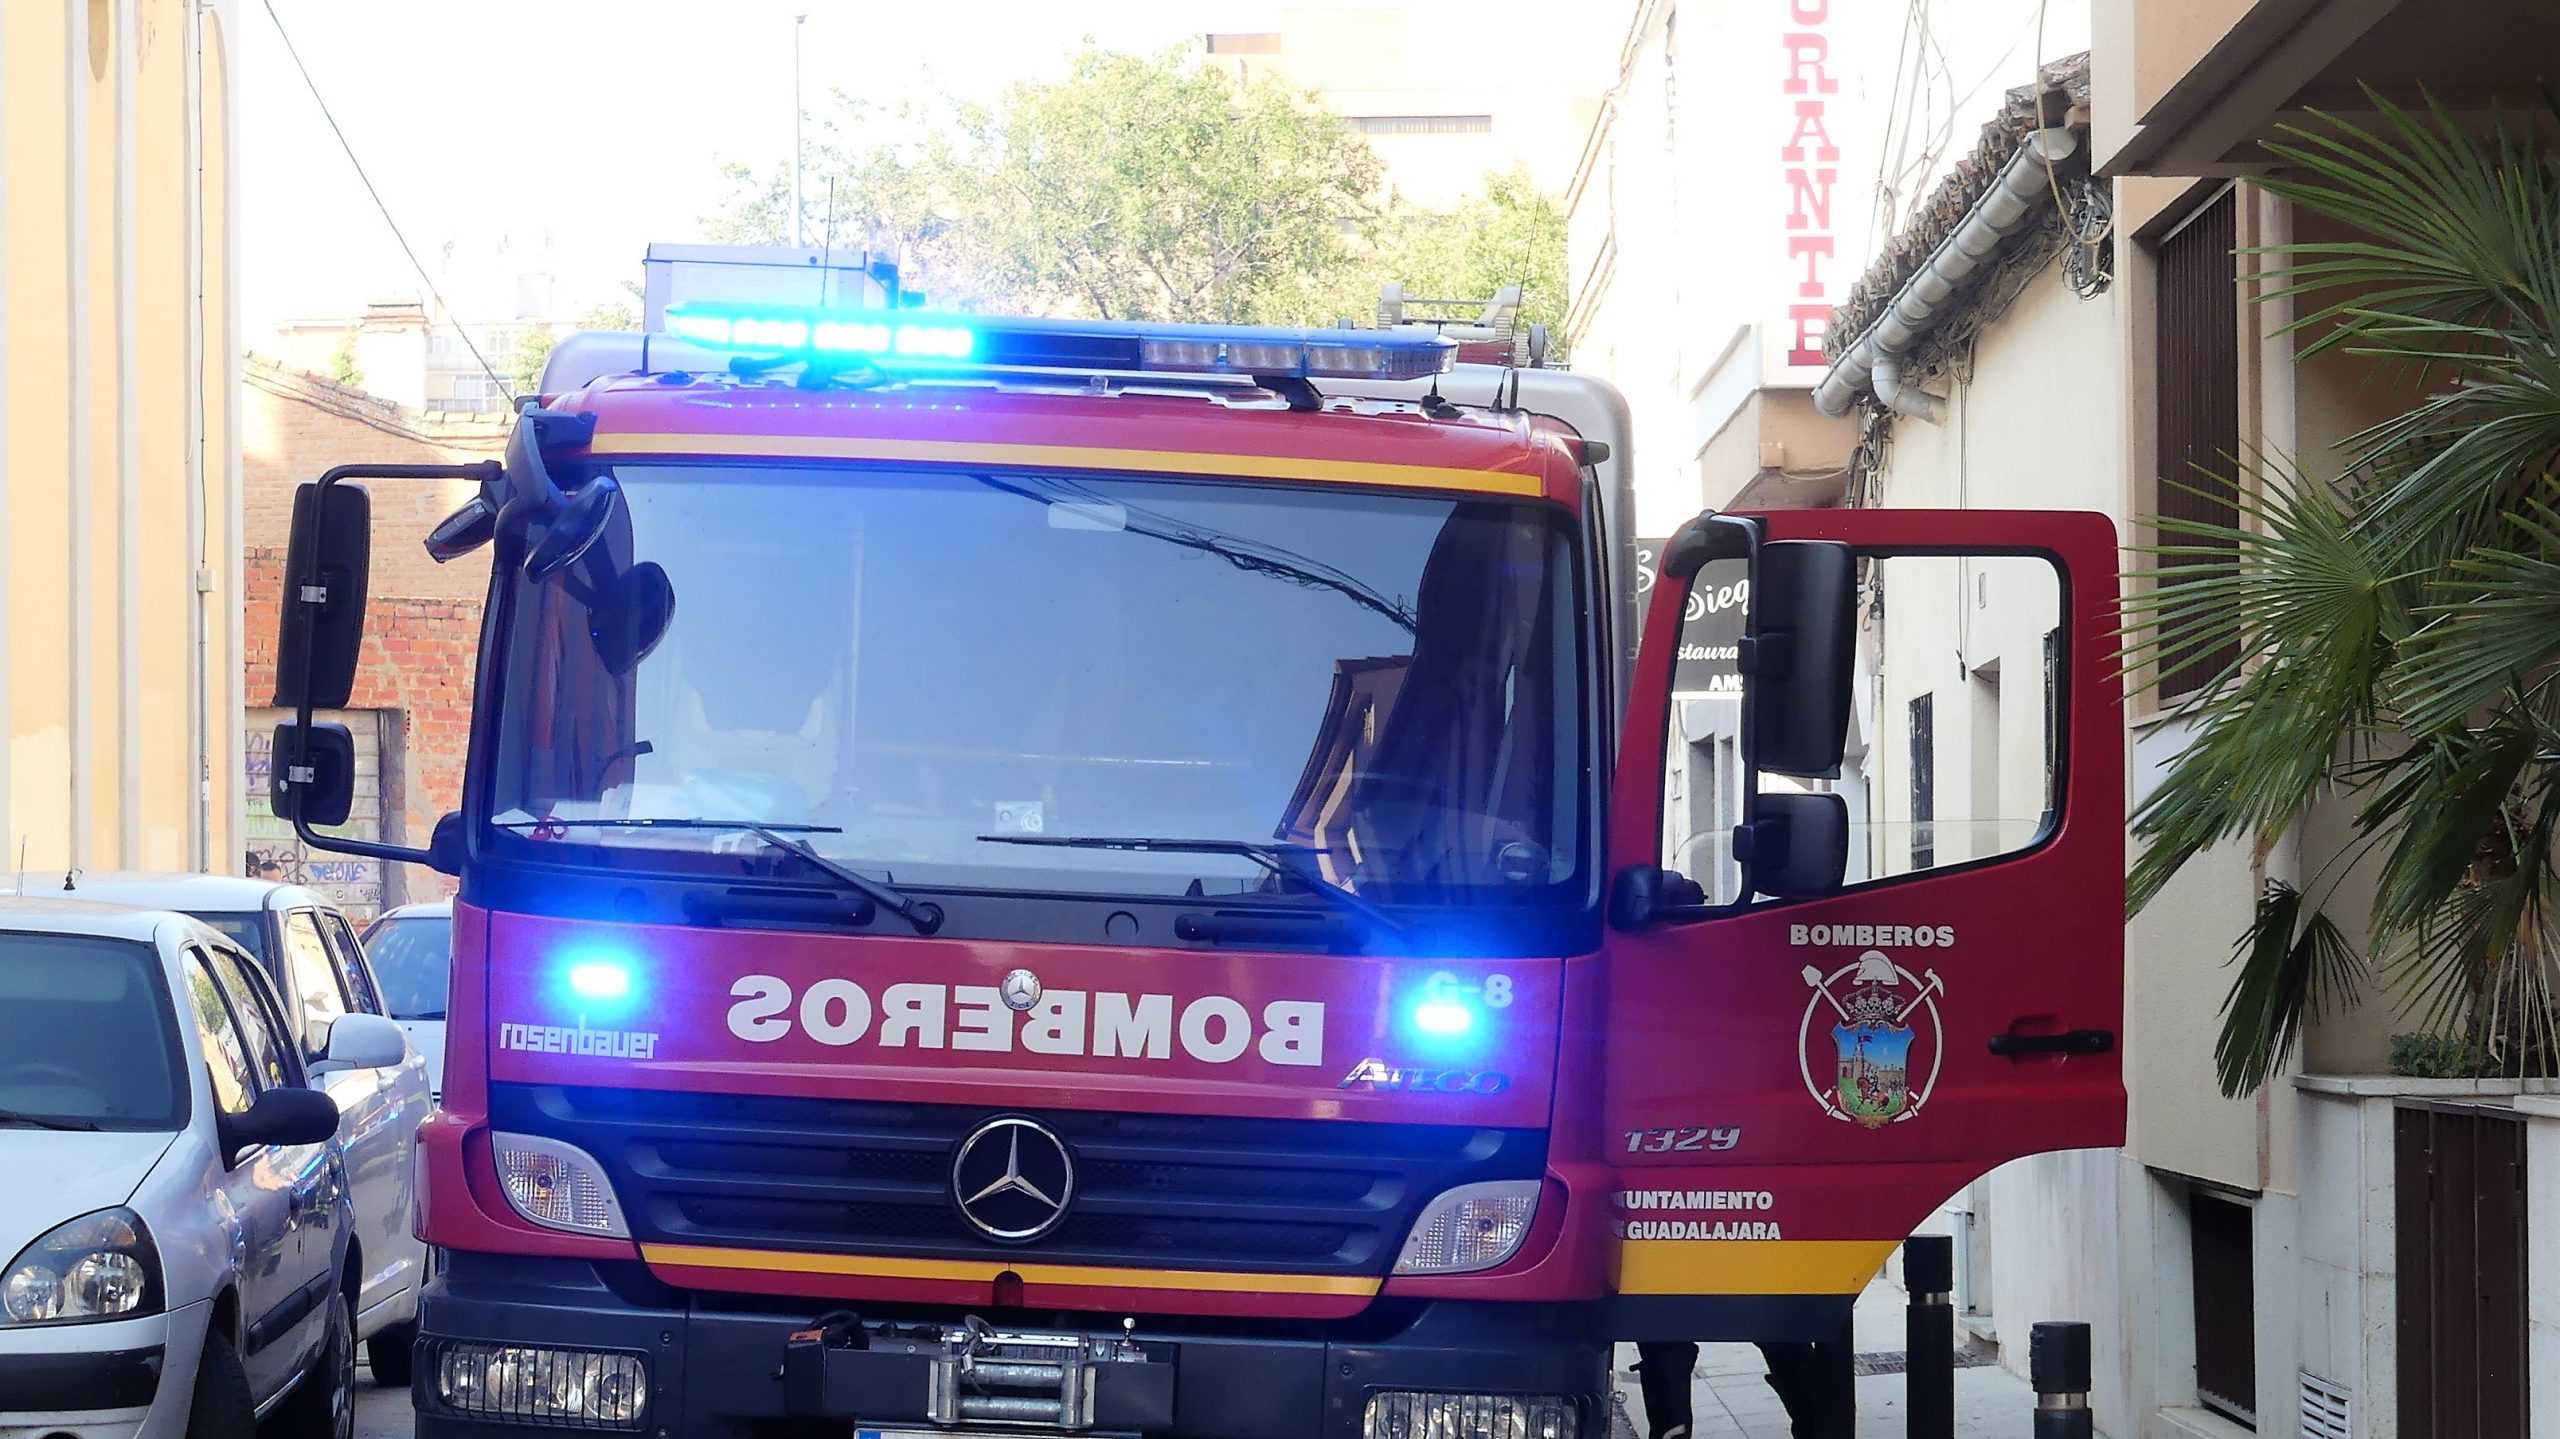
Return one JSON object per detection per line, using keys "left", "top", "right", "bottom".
{"left": 1611, "top": 1274, "right": 2039, "bottom": 1438}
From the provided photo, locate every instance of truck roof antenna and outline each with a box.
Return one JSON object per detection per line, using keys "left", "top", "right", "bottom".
{"left": 815, "top": 178, "right": 840, "bottom": 307}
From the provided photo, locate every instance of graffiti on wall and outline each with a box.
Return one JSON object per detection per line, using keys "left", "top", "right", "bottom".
{"left": 244, "top": 718, "right": 384, "bottom": 919}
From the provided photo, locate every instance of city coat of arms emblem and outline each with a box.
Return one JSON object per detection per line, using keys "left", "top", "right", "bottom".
{"left": 1797, "top": 950, "right": 1946, "bottom": 1128}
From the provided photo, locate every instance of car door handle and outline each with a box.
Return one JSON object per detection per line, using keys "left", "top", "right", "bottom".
{"left": 1988, "top": 1028, "right": 2114, "bottom": 1056}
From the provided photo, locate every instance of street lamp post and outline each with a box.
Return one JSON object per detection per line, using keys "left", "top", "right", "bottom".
{"left": 792, "top": 12, "right": 809, "bottom": 248}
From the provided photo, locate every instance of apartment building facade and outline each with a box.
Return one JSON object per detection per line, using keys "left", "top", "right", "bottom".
{"left": 1, "top": 0, "right": 242, "bottom": 877}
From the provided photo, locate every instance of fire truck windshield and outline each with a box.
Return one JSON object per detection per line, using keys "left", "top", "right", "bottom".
{"left": 484, "top": 462, "right": 1587, "bottom": 914}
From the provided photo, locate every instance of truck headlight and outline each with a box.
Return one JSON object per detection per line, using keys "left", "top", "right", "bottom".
{"left": 1392, "top": 1181, "right": 1539, "bottom": 1275}
{"left": 491, "top": 1132, "right": 631, "bottom": 1237}
{"left": 1365, "top": 1392, "right": 1578, "bottom": 1439}
{"left": 431, "top": 1340, "right": 649, "bottom": 1428}
{"left": 0, "top": 1208, "right": 161, "bottom": 1325}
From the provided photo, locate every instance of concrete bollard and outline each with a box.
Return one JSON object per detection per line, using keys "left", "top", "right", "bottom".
{"left": 1903, "top": 1236, "right": 1954, "bottom": 1439}
{"left": 2029, "top": 1321, "right": 2093, "bottom": 1439}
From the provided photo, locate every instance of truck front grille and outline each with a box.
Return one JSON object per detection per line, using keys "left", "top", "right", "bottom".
{"left": 489, "top": 1084, "right": 1544, "bottom": 1279}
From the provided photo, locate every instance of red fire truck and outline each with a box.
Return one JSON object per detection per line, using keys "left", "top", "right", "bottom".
{"left": 267, "top": 284, "right": 2123, "bottom": 1438}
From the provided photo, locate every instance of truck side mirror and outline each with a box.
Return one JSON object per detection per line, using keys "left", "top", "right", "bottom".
{"left": 591, "top": 561, "right": 675, "bottom": 675}
{"left": 1735, "top": 791, "right": 1849, "bottom": 897}
{"left": 273, "top": 482, "right": 372, "bottom": 709}
{"left": 269, "top": 721, "right": 356, "bottom": 828}
{"left": 1744, "top": 540, "right": 1856, "bottom": 779}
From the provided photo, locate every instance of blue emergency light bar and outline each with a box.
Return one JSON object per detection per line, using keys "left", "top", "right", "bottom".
{"left": 662, "top": 301, "right": 1456, "bottom": 382}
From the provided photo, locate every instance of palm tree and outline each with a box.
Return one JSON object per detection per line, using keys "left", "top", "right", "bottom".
{"left": 2125, "top": 93, "right": 2560, "bottom": 1097}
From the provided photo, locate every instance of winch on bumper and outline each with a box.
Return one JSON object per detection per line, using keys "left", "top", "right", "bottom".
{"left": 411, "top": 1256, "right": 1605, "bottom": 1439}
{"left": 787, "top": 1316, "right": 1171, "bottom": 1429}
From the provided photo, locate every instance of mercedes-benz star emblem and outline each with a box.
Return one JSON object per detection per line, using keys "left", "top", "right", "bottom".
{"left": 950, "top": 1116, "right": 1074, "bottom": 1243}
{"left": 1000, "top": 968, "right": 1043, "bottom": 1012}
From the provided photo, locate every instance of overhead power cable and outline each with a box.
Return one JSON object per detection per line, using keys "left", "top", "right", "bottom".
{"left": 256, "top": 0, "right": 516, "bottom": 405}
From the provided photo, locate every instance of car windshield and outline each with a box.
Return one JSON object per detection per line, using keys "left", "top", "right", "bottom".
{"left": 486, "top": 463, "right": 1585, "bottom": 907}
{"left": 0, "top": 933, "right": 184, "bottom": 1130}
{"left": 195, "top": 911, "right": 266, "bottom": 962}
{"left": 362, "top": 914, "right": 452, "bottom": 1020}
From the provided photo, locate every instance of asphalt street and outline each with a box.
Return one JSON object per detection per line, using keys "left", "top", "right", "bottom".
{"left": 357, "top": 1359, "right": 412, "bottom": 1439}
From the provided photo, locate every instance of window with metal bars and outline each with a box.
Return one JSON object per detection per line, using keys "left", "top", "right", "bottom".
{"left": 2150, "top": 189, "right": 2242, "bottom": 699}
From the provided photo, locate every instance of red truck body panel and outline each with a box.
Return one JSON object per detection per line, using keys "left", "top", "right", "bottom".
{"left": 417, "top": 371, "right": 2124, "bottom": 1337}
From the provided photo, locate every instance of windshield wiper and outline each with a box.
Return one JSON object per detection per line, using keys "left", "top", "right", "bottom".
{"left": 977, "top": 834, "right": 1410, "bottom": 943}
{"left": 399, "top": 1011, "right": 448, "bottom": 1022}
{"left": 495, "top": 818, "right": 944, "bottom": 935}
{"left": 0, "top": 1107, "right": 100, "bottom": 1132}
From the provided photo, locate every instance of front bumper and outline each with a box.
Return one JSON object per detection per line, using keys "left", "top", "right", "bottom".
{"left": 0, "top": 1302, "right": 206, "bottom": 1439}
{"left": 415, "top": 1255, "right": 1605, "bottom": 1439}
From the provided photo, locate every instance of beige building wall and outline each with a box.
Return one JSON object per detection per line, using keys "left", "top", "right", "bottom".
{"left": 1208, "top": 4, "right": 1610, "bottom": 207}
{"left": 1, "top": 0, "right": 238, "bottom": 878}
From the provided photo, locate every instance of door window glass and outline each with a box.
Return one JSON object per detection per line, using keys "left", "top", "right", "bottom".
{"left": 361, "top": 913, "right": 452, "bottom": 1021}
{"left": 321, "top": 914, "right": 384, "bottom": 1016}
{"left": 1657, "top": 552, "right": 2064, "bottom": 901}
{"left": 184, "top": 953, "right": 258, "bottom": 1117}
{"left": 209, "top": 948, "right": 296, "bottom": 1093}
{"left": 280, "top": 912, "right": 351, "bottom": 1060}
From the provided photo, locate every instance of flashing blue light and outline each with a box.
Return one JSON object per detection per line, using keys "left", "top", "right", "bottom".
{"left": 567, "top": 961, "right": 632, "bottom": 1000}
{"left": 1401, "top": 970, "right": 1495, "bottom": 1055}
{"left": 1413, "top": 1001, "right": 1477, "bottom": 1037}
{"left": 661, "top": 301, "right": 1452, "bottom": 382}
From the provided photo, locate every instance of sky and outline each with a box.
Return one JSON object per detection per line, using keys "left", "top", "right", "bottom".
{"left": 238, "top": 0, "right": 2089, "bottom": 345}
{"left": 238, "top": 0, "right": 1285, "bottom": 337}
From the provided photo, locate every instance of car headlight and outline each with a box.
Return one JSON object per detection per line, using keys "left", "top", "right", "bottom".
{"left": 1392, "top": 1180, "right": 1540, "bottom": 1276}
{"left": 0, "top": 1208, "right": 162, "bottom": 1325}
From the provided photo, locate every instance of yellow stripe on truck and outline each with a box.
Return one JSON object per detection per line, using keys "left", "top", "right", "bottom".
{"left": 1612, "top": 1239, "right": 1899, "bottom": 1296}
{"left": 587, "top": 432, "right": 1546, "bottom": 498}
{"left": 639, "top": 1242, "right": 1382, "bottom": 1298}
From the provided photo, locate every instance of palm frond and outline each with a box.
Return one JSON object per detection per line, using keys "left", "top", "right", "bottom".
{"left": 2214, "top": 882, "right": 2366, "bottom": 1097}
{"left": 2122, "top": 466, "right": 2396, "bottom": 909}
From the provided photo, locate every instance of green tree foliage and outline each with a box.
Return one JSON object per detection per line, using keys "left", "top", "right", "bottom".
{"left": 704, "top": 48, "right": 1564, "bottom": 330}
{"left": 325, "top": 326, "right": 361, "bottom": 387}
{"left": 506, "top": 323, "right": 558, "bottom": 396}
{"left": 1328, "top": 168, "right": 1570, "bottom": 334}
{"left": 2125, "top": 94, "right": 2560, "bottom": 1096}
{"left": 577, "top": 299, "right": 641, "bottom": 333}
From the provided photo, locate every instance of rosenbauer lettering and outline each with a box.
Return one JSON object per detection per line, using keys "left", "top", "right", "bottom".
{"left": 725, "top": 976, "right": 1327, "bottom": 1067}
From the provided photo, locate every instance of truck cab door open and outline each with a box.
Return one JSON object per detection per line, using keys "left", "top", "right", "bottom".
{"left": 1600, "top": 509, "right": 2124, "bottom": 1339}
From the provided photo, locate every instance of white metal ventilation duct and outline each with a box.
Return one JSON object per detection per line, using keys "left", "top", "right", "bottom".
{"left": 1813, "top": 127, "right": 2081, "bottom": 422}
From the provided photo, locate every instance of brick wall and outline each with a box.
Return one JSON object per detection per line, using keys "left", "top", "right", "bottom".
{"left": 243, "top": 357, "right": 509, "bottom": 901}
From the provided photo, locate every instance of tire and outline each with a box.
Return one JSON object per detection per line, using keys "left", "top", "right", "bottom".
{"left": 366, "top": 1317, "right": 418, "bottom": 1388}
{"left": 185, "top": 1325, "right": 257, "bottom": 1439}
{"left": 269, "top": 1289, "right": 356, "bottom": 1439}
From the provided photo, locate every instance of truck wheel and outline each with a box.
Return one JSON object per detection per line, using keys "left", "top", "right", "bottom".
{"left": 271, "top": 1290, "right": 356, "bottom": 1439}
{"left": 185, "top": 1326, "right": 256, "bottom": 1439}
{"left": 367, "top": 1318, "right": 418, "bottom": 1387}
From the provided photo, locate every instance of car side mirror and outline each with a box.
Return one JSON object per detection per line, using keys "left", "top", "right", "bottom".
{"left": 310, "top": 1012, "right": 407, "bottom": 1075}
{"left": 268, "top": 722, "right": 356, "bottom": 828}
{"left": 217, "top": 1086, "right": 338, "bottom": 1161}
{"left": 1735, "top": 791, "right": 1849, "bottom": 898}
{"left": 1744, "top": 540, "right": 1856, "bottom": 778}
{"left": 273, "top": 482, "right": 372, "bottom": 710}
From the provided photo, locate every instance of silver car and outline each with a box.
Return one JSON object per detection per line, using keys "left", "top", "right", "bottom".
{"left": 357, "top": 900, "right": 452, "bottom": 1101}
{"left": 54, "top": 872, "right": 434, "bottom": 1382}
{"left": 0, "top": 898, "right": 408, "bottom": 1437}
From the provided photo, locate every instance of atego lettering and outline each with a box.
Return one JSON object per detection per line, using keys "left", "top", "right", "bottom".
{"left": 725, "top": 977, "right": 1325, "bottom": 1067}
